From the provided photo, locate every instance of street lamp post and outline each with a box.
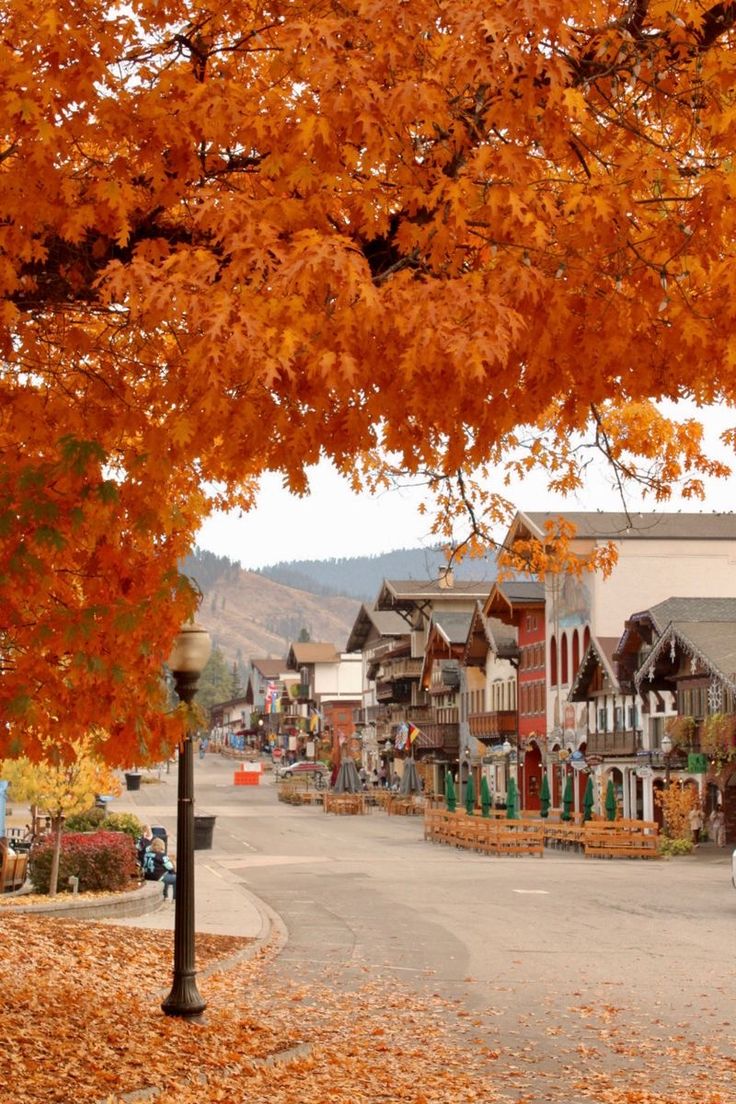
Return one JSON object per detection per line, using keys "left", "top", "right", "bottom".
{"left": 661, "top": 732, "right": 673, "bottom": 788}
{"left": 162, "top": 621, "right": 212, "bottom": 1019}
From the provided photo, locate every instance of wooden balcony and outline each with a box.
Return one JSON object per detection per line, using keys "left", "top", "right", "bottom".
{"left": 414, "top": 723, "right": 459, "bottom": 754}
{"left": 379, "top": 657, "right": 423, "bottom": 679}
{"left": 468, "top": 710, "right": 517, "bottom": 740}
{"left": 587, "top": 730, "right": 640, "bottom": 757}
{"left": 376, "top": 679, "right": 412, "bottom": 703}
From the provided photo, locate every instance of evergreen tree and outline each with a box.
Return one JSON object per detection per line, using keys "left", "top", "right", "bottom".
{"left": 297, "top": 627, "right": 311, "bottom": 643}
{"left": 195, "top": 647, "right": 233, "bottom": 713}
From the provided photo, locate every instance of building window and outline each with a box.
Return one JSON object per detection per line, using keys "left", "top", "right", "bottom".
{"left": 561, "top": 633, "right": 569, "bottom": 684}
{"left": 572, "top": 630, "right": 580, "bottom": 680}
{"left": 550, "top": 636, "right": 557, "bottom": 685}
{"left": 598, "top": 707, "right": 607, "bottom": 732}
{"left": 627, "top": 704, "right": 638, "bottom": 730}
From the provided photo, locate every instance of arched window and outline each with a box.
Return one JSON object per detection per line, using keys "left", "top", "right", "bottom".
{"left": 583, "top": 626, "right": 591, "bottom": 651}
{"left": 550, "top": 636, "right": 558, "bottom": 685}
{"left": 561, "top": 632, "right": 569, "bottom": 684}
{"left": 572, "top": 630, "right": 580, "bottom": 679}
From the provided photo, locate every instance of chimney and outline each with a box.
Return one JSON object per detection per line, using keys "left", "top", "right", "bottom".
{"left": 438, "top": 567, "right": 454, "bottom": 589}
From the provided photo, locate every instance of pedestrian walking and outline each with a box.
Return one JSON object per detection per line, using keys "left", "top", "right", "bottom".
{"left": 688, "top": 803, "right": 704, "bottom": 845}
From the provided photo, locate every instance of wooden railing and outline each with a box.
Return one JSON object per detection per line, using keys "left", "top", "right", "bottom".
{"left": 468, "top": 710, "right": 517, "bottom": 739}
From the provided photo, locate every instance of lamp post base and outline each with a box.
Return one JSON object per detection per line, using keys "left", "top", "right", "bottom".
{"left": 161, "top": 972, "right": 207, "bottom": 1018}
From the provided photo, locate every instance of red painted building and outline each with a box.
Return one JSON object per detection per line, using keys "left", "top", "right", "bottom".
{"left": 485, "top": 580, "right": 546, "bottom": 810}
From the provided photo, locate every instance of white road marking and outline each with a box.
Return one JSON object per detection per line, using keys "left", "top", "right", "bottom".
{"left": 512, "top": 889, "right": 550, "bottom": 894}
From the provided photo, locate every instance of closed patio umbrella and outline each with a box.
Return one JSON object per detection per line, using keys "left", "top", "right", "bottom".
{"left": 400, "top": 758, "right": 422, "bottom": 795}
{"left": 480, "top": 776, "right": 491, "bottom": 818}
{"left": 605, "top": 778, "right": 617, "bottom": 821}
{"left": 506, "top": 777, "right": 519, "bottom": 820}
{"left": 333, "top": 758, "right": 362, "bottom": 794}
{"left": 583, "top": 774, "right": 595, "bottom": 822}
{"left": 561, "top": 774, "right": 573, "bottom": 822}
{"left": 539, "top": 773, "right": 551, "bottom": 819}
{"left": 445, "top": 770, "right": 456, "bottom": 813}
{"left": 465, "top": 772, "right": 475, "bottom": 816}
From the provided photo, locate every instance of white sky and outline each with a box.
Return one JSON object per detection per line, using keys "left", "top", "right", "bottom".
{"left": 196, "top": 404, "right": 736, "bottom": 570}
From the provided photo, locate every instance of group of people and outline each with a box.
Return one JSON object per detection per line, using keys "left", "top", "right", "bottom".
{"left": 137, "top": 825, "right": 176, "bottom": 900}
{"left": 688, "top": 804, "right": 726, "bottom": 847}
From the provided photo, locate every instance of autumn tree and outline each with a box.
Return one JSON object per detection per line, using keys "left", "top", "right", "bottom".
{"left": 1, "top": 736, "right": 122, "bottom": 894}
{"left": 3, "top": 1, "right": 736, "bottom": 761}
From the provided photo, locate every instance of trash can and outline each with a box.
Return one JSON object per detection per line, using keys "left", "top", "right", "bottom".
{"left": 151, "top": 825, "right": 168, "bottom": 854}
{"left": 124, "top": 772, "right": 141, "bottom": 792}
{"left": 193, "top": 814, "right": 216, "bottom": 850}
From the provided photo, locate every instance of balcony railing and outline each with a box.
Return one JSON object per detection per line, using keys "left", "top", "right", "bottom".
{"left": 376, "top": 680, "right": 412, "bottom": 703}
{"left": 587, "top": 730, "right": 640, "bottom": 757}
{"left": 378, "top": 657, "right": 423, "bottom": 680}
{"left": 414, "top": 723, "right": 459, "bottom": 753}
{"left": 468, "top": 710, "right": 517, "bottom": 740}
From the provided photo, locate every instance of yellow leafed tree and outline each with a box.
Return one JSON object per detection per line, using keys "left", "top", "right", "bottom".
{"left": 2, "top": 737, "right": 122, "bottom": 895}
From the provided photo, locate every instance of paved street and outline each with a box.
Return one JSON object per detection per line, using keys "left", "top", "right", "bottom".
{"left": 117, "top": 752, "right": 736, "bottom": 1097}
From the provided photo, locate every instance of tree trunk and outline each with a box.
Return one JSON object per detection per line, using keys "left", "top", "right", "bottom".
{"left": 48, "top": 815, "right": 63, "bottom": 897}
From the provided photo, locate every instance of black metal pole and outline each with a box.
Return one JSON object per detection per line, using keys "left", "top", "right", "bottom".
{"left": 162, "top": 671, "right": 205, "bottom": 1018}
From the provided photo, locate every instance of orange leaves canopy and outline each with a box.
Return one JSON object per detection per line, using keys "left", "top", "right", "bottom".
{"left": 3, "top": 0, "right": 736, "bottom": 757}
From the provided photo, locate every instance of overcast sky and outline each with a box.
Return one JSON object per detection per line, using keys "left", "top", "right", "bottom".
{"left": 196, "top": 404, "right": 736, "bottom": 570}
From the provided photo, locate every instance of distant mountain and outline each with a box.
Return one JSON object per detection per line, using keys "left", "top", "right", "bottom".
{"left": 181, "top": 548, "right": 361, "bottom": 664}
{"left": 181, "top": 546, "right": 497, "bottom": 668}
{"left": 255, "top": 546, "right": 497, "bottom": 601}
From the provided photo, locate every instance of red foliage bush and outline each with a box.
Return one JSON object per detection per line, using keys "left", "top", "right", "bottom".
{"left": 29, "top": 830, "right": 138, "bottom": 894}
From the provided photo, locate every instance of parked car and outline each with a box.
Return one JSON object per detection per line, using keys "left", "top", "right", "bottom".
{"left": 276, "top": 761, "right": 329, "bottom": 787}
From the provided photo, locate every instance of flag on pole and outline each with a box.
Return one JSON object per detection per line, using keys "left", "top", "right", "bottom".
{"left": 407, "top": 722, "right": 423, "bottom": 745}
{"left": 395, "top": 723, "right": 408, "bottom": 751}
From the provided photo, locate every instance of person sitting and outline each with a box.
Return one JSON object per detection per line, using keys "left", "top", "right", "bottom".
{"left": 142, "top": 838, "right": 176, "bottom": 900}
{"left": 137, "top": 825, "right": 154, "bottom": 867}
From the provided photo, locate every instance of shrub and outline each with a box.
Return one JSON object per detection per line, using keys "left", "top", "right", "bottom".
{"left": 64, "top": 807, "right": 106, "bottom": 833}
{"left": 659, "top": 837, "right": 694, "bottom": 857}
{"left": 29, "top": 831, "right": 138, "bottom": 894}
{"left": 104, "top": 812, "right": 144, "bottom": 839}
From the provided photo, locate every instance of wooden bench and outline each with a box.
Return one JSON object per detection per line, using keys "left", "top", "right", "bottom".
{"left": 583, "top": 821, "right": 659, "bottom": 859}
{"left": 1, "top": 839, "right": 29, "bottom": 892}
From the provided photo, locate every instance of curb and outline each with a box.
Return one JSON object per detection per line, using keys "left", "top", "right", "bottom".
{"left": 1, "top": 880, "right": 164, "bottom": 920}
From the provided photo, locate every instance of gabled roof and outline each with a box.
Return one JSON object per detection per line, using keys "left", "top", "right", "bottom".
{"left": 345, "top": 603, "right": 407, "bottom": 653}
{"left": 615, "top": 596, "right": 736, "bottom": 663}
{"left": 464, "top": 602, "right": 518, "bottom": 666}
{"left": 431, "top": 611, "right": 475, "bottom": 645}
{"left": 375, "top": 577, "right": 491, "bottom": 606}
{"left": 250, "top": 658, "right": 286, "bottom": 679}
{"left": 569, "top": 636, "right": 621, "bottom": 700}
{"left": 507, "top": 510, "right": 736, "bottom": 544}
{"left": 483, "top": 578, "right": 544, "bottom": 621}
{"left": 636, "top": 620, "right": 736, "bottom": 694}
{"left": 287, "top": 642, "right": 340, "bottom": 667}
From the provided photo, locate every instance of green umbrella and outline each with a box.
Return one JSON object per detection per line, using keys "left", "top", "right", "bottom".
{"left": 506, "top": 777, "right": 519, "bottom": 820}
{"left": 480, "top": 775, "right": 492, "bottom": 818}
{"left": 605, "top": 778, "right": 617, "bottom": 821}
{"left": 561, "top": 774, "right": 573, "bottom": 821}
{"left": 465, "top": 771, "right": 475, "bottom": 816}
{"left": 539, "top": 772, "right": 551, "bottom": 819}
{"left": 583, "top": 774, "right": 595, "bottom": 822}
{"left": 445, "top": 770, "right": 457, "bottom": 813}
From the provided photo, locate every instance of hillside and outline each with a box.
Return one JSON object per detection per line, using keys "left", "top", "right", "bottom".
{"left": 183, "top": 546, "right": 497, "bottom": 667}
{"left": 183, "top": 549, "right": 360, "bottom": 664}
{"left": 255, "top": 546, "right": 496, "bottom": 600}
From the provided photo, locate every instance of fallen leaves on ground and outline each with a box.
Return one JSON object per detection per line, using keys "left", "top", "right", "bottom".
{"left": 1, "top": 917, "right": 734, "bottom": 1104}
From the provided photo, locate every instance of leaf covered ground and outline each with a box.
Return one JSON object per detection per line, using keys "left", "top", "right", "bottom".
{"left": 1, "top": 916, "right": 734, "bottom": 1104}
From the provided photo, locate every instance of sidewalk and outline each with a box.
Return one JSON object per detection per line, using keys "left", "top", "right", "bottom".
{"left": 106, "top": 767, "right": 270, "bottom": 940}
